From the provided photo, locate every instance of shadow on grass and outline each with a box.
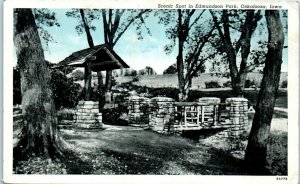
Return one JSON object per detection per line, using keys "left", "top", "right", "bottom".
{"left": 94, "top": 149, "right": 165, "bottom": 174}
{"left": 178, "top": 144, "right": 247, "bottom": 175}
{"left": 181, "top": 128, "right": 227, "bottom": 142}
{"left": 267, "top": 131, "right": 287, "bottom": 175}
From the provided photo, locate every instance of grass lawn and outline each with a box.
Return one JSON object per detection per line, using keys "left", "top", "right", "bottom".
{"left": 13, "top": 112, "right": 287, "bottom": 175}
{"left": 59, "top": 127, "right": 245, "bottom": 175}
{"left": 59, "top": 114, "right": 287, "bottom": 175}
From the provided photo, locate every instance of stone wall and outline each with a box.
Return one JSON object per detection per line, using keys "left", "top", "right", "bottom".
{"left": 57, "top": 109, "right": 76, "bottom": 129}
{"left": 13, "top": 105, "right": 23, "bottom": 130}
{"left": 127, "top": 96, "right": 150, "bottom": 124}
{"left": 13, "top": 102, "right": 103, "bottom": 130}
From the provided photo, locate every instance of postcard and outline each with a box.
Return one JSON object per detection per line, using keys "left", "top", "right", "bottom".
{"left": 3, "top": 0, "right": 299, "bottom": 183}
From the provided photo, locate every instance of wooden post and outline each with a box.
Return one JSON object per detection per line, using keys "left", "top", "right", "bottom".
{"left": 84, "top": 60, "right": 92, "bottom": 101}
{"left": 197, "top": 105, "right": 200, "bottom": 125}
{"left": 201, "top": 106, "right": 205, "bottom": 125}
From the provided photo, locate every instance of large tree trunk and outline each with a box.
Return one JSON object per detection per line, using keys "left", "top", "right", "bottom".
{"left": 177, "top": 41, "right": 186, "bottom": 101}
{"left": 231, "top": 72, "right": 246, "bottom": 97}
{"left": 80, "top": 9, "right": 93, "bottom": 101}
{"left": 14, "top": 9, "right": 64, "bottom": 157}
{"left": 244, "top": 10, "right": 284, "bottom": 174}
{"left": 177, "top": 10, "right": 187, "bottom": 102}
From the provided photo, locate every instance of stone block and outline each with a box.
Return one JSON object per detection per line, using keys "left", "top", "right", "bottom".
{"left": 83, "top": 101, "right": 95, "bottom": 105}
{"left": 78, "top": 115, "right": 96, "bottom": 120}
{"left": 82, "top": 104, "right": 94, "bottom": 109}
{"left": 76, "top": 120, "right": 96, "bottom": 124}
{"left": 90, "top": 109, "right": 99, "bottom": 113}
{"left": 198, "top": 97, "right": 221, "bottom": 104}
{"left": 78, "top": 101, "right": 85, "bottom": 105}
{"left": 59, "top": 120, "right": 75, "bottom": 125}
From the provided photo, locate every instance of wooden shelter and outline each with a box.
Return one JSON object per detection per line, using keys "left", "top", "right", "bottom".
{"left": 54, "top": 44, "right": 129, "bottom": 71}
{"left": 53, "top": 44, "right": 129, "bottom": 100}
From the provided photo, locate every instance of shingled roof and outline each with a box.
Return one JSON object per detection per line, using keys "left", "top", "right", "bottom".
{"left": 53, "top": 44, "right": 129, "bottom": 71}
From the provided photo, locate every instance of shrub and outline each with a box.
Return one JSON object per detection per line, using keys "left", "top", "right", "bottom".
{"left": 132, "top": 76, "right": 140, "bottom": 82}
{"left": 245, "top": 79, "right": 257, "bottom": 88}
{"left": 50, "top": 70, "right": 82, "bottom": 109}
{"left": 205, "top": 81, "right": 221, "bottom": 89}
{"left": 281, "top": 80, "right": 287, "bottom": 88}
{"left": 130, "top": 70, "right": 137, "bottom": 76}
{"left": 13, "top": 67, "right": 82, "bottom": 108}
{"left": 102, "top": 105, "right": 129, "bottom": 126}
{"left": 71, "top": 70, "right": 85, "bottom": 81}
{"left": 267, "top": 132, "right": 287, "bottom": 175}
{"left": 148, "top": 87, "right": 179, "bottom": 100}
{"left": 222, "top": 81, "right": 232, "bottom": 88}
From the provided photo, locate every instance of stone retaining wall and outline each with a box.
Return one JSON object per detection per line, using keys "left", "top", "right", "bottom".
{"left": 13, "top": 106, "right": 23, "bottom": 130}
{"left": 57, "top": 109, "right": 76, "bottom": 129}
{"left": 13, "top": 102, "right": 103, "bottom": 130}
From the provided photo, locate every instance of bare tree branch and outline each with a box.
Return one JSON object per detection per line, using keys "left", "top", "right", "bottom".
{"left": 188, "top": 10, "right": 205, "bottom": 30}
{"left": 113, "top": 9, "right": 151, "bottom": 46}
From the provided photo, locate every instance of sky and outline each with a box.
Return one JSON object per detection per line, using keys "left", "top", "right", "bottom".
{"left": 13, "top": 9, "right": 288, "bottom": 74}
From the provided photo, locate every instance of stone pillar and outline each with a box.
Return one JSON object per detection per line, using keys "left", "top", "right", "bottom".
{"left": 75, "top": 101, "right": 102, "bottom": 129}
{"left": 127, "top": 96, "right": 150, "bottom": 124}
{"left": 225, "top": 98, "right": 249, "bottom": 133}
{"left": 198, "top": 97, "right": 221, "bottom": 126}
{"left": 225, "top": 97, "right": 249, "bottom": 151}
{"left": 149, "top": 97, "right": 175, "bottom": 133}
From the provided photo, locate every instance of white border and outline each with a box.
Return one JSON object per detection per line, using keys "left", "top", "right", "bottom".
{"left": 3, "top": 0, "right": 299, "bottom": 184}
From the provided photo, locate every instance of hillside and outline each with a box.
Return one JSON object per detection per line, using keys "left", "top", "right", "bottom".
{"left": 115, "top": 72, "right": 288, "bottom": 89}
{"left": 74, "top": 72, "right": 288, "bottom": 89}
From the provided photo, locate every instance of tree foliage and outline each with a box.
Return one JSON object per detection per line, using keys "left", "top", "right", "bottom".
{"left": 156, "top": 9, "right": 215, "bottom": 100}
{"left": 163, "top": 63, "right": 177, "bottom": 74}
{"left": 33, "top": 8, "right": 60, "bottom": 49}
{"left": 138, "top": 66, "right": 157, "bottom": 76}
{"left": 100, "top": 9, "right": 152, "bottom": 91}
{"left": 71, "top": 70, "right": 85, "bottom": 81}
{"left": 50, "top": 70, "right": 82, "bottom": 109}
{"left": 66, "top": 9, "right": 152, "bottom": 95}
{"left": 209, "top": 10, "right": 264, "bottom": 95}
{"left": 66, "top": 9, "right": 98, "bottom": 35}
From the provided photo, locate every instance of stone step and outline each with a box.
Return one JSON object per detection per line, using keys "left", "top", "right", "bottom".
{"left": 74, "top": 123, "right": 102, "bottom": 129}
{"left": 59, "top": 120, "right": 75, "bottom": 125}
{"left": 58, "top": 125, "right": 73, "bottom": 129}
